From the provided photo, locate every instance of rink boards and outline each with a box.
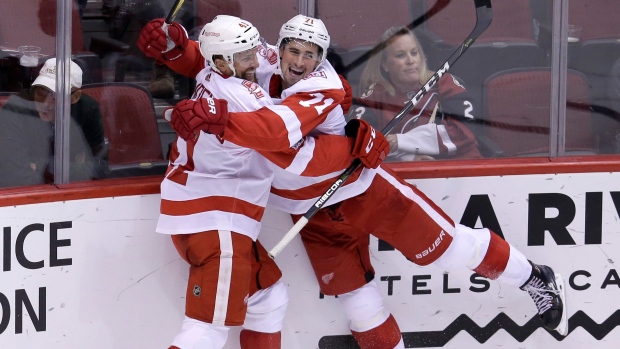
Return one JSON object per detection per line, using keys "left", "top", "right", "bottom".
{"left": 0, "top": 171, "right": 619, "bottom": 349}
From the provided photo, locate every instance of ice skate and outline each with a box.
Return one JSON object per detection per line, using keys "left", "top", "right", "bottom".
{"left": 520, "top": 263, "right": 568, "bottom": 336}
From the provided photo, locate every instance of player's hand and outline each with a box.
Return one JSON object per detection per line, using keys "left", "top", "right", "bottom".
{"left": 345, "top": 119, "right": 389, "bottom": 169}
{"left": 138, "top": 18, "right": 188, "bottom": 61}
{"left": 165, "top": 98, "right": 230, "bottom": 141}
{"left": 386, "top": 134, "right": 398, "bottom": 152}
{"left": 338, "top": 74, "right": 353, "bottom": 114}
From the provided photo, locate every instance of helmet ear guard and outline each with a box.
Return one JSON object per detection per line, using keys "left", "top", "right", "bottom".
{"left": 198, "top": 15, "right": 261, "bottom": 76}
{"left": 276, "top": 14, "right": 330, "bottom": 63}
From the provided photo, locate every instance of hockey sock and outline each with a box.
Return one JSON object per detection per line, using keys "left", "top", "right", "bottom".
{"left": 351, "top": 314, "right": 403, "bottom": 349}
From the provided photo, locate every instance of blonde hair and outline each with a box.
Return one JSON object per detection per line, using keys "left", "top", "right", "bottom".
{"left": 359, "top": 26, "right": 433, "bottom": 96}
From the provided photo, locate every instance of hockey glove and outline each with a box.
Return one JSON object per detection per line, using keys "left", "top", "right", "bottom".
{"left": 138, "top": 18, "right": 188, "bottom": 61}
{"left": 167, "top": 98, "right": 230, "bottom": 141}
{"left": 345, "top": 119, "right": 389, "bottom": 169}
{"left": 338, "top": 74, "right": 353, "bottom": 114}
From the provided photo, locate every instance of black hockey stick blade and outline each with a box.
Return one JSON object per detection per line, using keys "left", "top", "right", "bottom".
{"left": 165, "top": 0, "right": 185, "bottom": 24}
{"left": 268, "top": 0, "right": 493, "bottom": 259}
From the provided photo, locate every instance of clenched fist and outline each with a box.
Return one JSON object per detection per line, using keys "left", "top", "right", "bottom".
{"left": 344, "top": 119, "right": 389, "bottom": 169}
{"left": 166, "top": 98, "right": 230, "bottom": 141}
{"left": 138, "top": 18, "right": 188, "bottom": 61}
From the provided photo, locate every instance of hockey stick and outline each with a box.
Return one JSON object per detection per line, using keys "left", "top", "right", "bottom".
{"left": 162, "top": 0, "right": 186, "bottom": 51}
{"left": 268, "top": 0, "right": 493, "bottom": 259}
{"left": 342, "top": 0, "right": 452, "bottom": 77}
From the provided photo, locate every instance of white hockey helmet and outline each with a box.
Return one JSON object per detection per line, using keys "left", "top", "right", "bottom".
{"left": 198, "top": 15, "right": 261, "bottom": 76}
{"left": 276, "top": 14, "right": 330, "bottom": 63}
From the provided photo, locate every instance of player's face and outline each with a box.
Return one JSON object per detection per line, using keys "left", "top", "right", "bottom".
{"left": 233, "top": 47, "right": 260, "bottom": 82}
{"left": 279, "top": 40, "right": 320, "bottom": 88}
{"left": 381, "top": 34, "right": 422, "bottom": 92}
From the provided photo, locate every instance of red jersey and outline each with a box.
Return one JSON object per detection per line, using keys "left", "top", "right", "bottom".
{"left": 352, "top": 74, "right": 482, "bottom": 160}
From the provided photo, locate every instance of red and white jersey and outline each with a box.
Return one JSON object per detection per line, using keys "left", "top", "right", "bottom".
{"left": 353, "top": 74, "right": 482, "bottom": 160}
{"left": 163, "top": 41, "right": 377, "bottom": 214}
{"left": 156, "top": 69, "right": 274, "bottom": 239}
{"left": 157, "top": 67, "right": 359, "bottom": 236}
{"left": 222, "top": 60, "right": 378, "bottom": 214}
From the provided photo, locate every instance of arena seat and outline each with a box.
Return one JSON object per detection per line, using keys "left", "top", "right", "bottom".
{"left": 567, "top": 0, "right": 620, "bottom": 153}
{"left": 80, "top": 83, "right": 167, "bottom": 177}
{"left": 482, "top": 68, "right": 596, "bottom": 157}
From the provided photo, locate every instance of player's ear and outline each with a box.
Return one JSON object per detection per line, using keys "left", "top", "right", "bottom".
{"left": 214, "top": 59, "right": 228, "bottom": 72}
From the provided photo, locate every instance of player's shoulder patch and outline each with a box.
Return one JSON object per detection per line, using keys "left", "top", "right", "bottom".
{"left": 303, "top": 71, "right": 328, "bottom": 80}
{"left": 258, "top": 45, "right": 278, "bottom": 65}
{"left": 241, "top": 80, "right": 266, "bottom": 99}
{"left": 360, "top": 83, "right": 376, "bottom": 99}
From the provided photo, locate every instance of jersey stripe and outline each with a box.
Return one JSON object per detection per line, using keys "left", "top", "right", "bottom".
{"left": 266, "top": 105, "right": 304, "bottom": 148}
{"left": 161, "top": 196, "right": 264, "bottom": 220}
{"left": 283, "top": 136, "right": 315, "bottom": 174}
{"left": 213, "top": 230, "right": 233, "bottom": 326}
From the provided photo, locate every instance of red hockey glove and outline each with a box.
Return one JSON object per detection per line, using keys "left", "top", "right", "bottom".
{"left": 167, "top": 98, "right": 230, "bottom": 141}
{"left": 138, "top": 18, "right": 188, "bottom": 61}
{"left": 339, "top": 74, "right": 353, "bottom": 114}
{"left": 345, "top": 119, "right": 389, "bottom": 169}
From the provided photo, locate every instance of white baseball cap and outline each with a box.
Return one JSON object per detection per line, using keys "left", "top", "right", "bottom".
{"left": 32, "top": 58, "right": 83, "bottom": 92}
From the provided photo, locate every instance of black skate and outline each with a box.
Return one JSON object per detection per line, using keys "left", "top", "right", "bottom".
{"left": 520, "top": 263, "right": 568, "bottom": 336}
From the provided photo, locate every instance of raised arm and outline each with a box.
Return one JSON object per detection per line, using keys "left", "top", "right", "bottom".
{"left": 261, "top": 121, "right": 389, "bottom": 175}
{"left": 138, "top": 19, "right": 205, "bottom": 78}
{"left": 167, "top": 88, "right": 346, "bottom": 152}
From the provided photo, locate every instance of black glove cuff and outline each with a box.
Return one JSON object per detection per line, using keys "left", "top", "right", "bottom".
{"left": 344, "top": 119, "right": 361, "bottom": 138}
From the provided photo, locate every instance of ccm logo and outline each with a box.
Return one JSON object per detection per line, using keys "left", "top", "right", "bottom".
{"left": 415, "top": 230, "right": 446, "bottom": 259}
{"left": 365, "top": 128, "right": 376, "bottom": 153}
{"left": 206, "top": 98, "right": 217, "bottom": 114}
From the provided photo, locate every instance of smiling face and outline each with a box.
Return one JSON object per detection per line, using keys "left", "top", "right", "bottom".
{"left": 278, "top": 39, "right": 321, "bottom": 89}
{"left": 381, "top": 33, "right": 423, "bottom": 93}
{"left": 214, "top": 47, "right": 260, "bottom": 82}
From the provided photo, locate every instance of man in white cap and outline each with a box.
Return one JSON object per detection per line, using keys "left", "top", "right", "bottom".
{"left": 0, "top": 58, "right": 108, "bottom": 187}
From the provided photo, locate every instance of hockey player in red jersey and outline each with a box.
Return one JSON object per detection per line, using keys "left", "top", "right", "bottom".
{"left": 140, "top": 14, "right": 568, "bottom": 348}
{"left": 152, "top": 15, "right": 387, "bottom": 349}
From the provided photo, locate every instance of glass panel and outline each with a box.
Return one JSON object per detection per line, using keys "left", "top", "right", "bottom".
{"left": 5, "top": 0, "right": 620, "bottom": 191}
{"left": 79, "top": 0, "right": 302, "bottom": 179}
{"left": 325, "top": 0, "right": 555, "bottom": 161}
{"left": 567, "top": 0, "right": 620, "bottom": 154}
{"left": 0, "top": 0, "right": 59, "bottom": 188}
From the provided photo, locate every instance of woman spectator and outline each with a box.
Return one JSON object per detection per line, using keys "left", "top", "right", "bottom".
{"left": 351, "top": 26, "right": 482, "bottom": 161}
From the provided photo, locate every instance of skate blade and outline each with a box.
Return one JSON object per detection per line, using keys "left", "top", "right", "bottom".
{"left": 554, "top": 273, "right": 569, "bottom": 336}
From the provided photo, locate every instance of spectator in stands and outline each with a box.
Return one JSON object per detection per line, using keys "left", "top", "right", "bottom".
{"left": 352, "top": 26, "right": 482, "bottom": 161}
{"left": 0, "top": 58, "right": 108, "bottom": 188}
